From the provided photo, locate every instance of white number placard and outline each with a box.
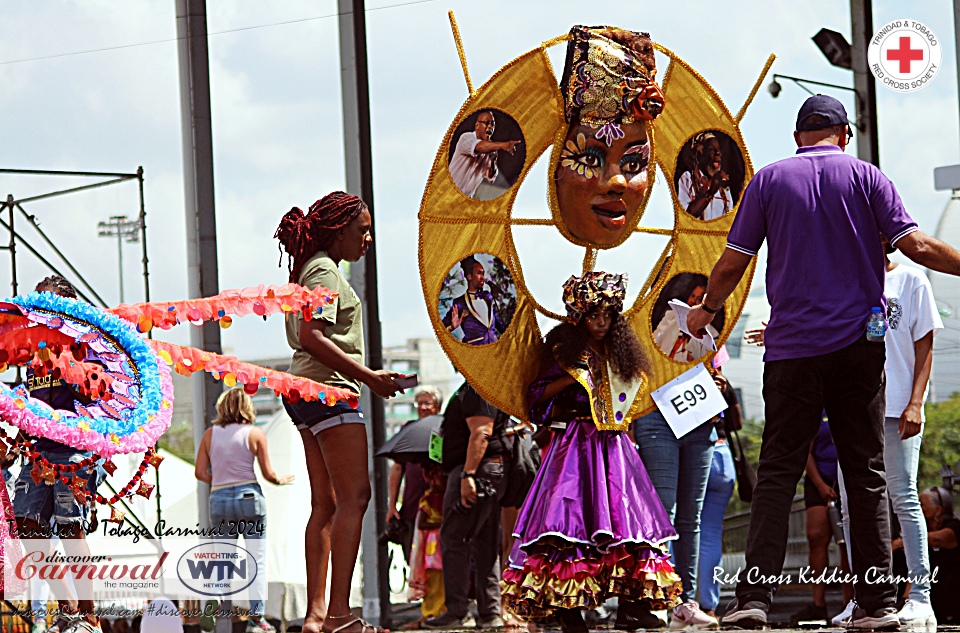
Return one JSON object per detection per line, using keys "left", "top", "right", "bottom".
{"left": 651, "top": 364, "right": 727, "bottom": 438}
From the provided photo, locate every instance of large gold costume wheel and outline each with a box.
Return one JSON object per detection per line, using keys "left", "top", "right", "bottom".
{"left": 419, "top": 34, "right": 773, "bottom": 420}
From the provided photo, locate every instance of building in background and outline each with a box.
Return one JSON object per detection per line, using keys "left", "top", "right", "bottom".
{"left": 382, "top": 337, "right": 455, "bottom": 437}
{"left": 930, "top": 193, "right": 960, "bottom": 401}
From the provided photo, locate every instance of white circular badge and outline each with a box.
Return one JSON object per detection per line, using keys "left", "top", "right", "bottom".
{"left": 868, "top": 19, "right": 941, "bottom": 93}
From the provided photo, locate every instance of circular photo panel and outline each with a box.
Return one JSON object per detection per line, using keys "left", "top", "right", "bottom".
{"left": 651, "top": 273, "right": 726, "bottom": 363}
{"left": 674, "top": 130, "right": 745, "bottom": 221}
{"left": 439, "top": 253, "right": 517, "bottom": 346}
{"left": 447, "top": 108, "right": 526, "bottom": 201}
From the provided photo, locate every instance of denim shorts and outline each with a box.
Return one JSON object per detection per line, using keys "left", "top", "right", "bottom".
{"left": 284, "top": 399, "right": 364, "bottom": 435}
{"left": 13, "top": 450, "right": 105, "bottom": 532}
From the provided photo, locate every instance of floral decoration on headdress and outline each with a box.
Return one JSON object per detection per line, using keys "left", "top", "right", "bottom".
{"left": 560, "top": 25, "right": 666, "bottom": 126}
{"left": 562, "top": 272, "right": 628, "bottom": 324}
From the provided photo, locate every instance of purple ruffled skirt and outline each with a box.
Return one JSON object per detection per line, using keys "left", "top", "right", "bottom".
{"left": 502, "top": 420, "right": 682, "bottom": 617}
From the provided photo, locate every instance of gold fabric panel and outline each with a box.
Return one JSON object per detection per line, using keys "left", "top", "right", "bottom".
{"left": 419, "top": 39, "right": 763, "bottom": 420}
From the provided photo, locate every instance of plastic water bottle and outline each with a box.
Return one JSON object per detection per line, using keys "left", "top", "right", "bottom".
{"left": 827, "top": 500, "right": 846, "bottom": 546}
{"left": 866, "top": 306, "right": 886, "bottom": 341}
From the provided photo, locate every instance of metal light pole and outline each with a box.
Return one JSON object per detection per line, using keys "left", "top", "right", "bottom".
{"left": 338, "top": 0, "right": 391, "bottom": 625}
{"left": 97, "top": 214, "right": 140, "bottom": 303}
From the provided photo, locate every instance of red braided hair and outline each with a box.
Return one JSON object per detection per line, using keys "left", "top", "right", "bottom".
{"left": 274, "top": 191, "right": 368, "bottom": 282}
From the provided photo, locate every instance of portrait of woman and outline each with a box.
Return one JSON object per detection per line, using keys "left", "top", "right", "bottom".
{"left": 552, "top": 26, "right": 664, "bottom": 248}
{"left": 651, "top": 273, "right": 726, "bottom": 362}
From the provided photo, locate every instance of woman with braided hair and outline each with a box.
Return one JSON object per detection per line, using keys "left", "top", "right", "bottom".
{"left": 276, "top": 191, "right": 402, "bottom": 633}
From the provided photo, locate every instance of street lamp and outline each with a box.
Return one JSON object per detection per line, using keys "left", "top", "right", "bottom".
{"left": 97, "top": 215, "right": 140, "bottom": 303}
{"left": 767, "top": 73, "right": 861, "bottom": 131}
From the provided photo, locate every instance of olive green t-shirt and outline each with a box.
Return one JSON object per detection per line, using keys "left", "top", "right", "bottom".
{"left": 285, "top": 251, "right": 364, "bottom": 394}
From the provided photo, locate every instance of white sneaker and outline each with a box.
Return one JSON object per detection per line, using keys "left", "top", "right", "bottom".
{"left": 898, "top": 599, "right": 937, "bottom": 628}
{"left": 669, "top": 601, "right": 719, "bottom": 631}
{"left": 832, "top": 600, "right": 856, "bottom": 626}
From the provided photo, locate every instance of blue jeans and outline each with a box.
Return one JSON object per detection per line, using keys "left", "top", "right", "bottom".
{"left": 839, "top": 416, "right": 929, "bottom": 603}
{"left": 634, "top": 410, "right": 716, "bottom": 602}
{"left": 13, "top": 450, "right": 104, "bottom": 532}
{"left": 210, "top": 483, "right": 268, "bottom": 617}
{"left": 697, "top": 441, "right": 736, "bottom": 610}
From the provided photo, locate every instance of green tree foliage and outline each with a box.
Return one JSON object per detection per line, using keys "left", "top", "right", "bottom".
{"left": 158, "top": 420, "right": 196, "bottom": 465}
{"left": 724, "top": 392, "right": 960, "bottom": 515}
{"left": 918, "top": 393, "right": 960, "bottom": 491}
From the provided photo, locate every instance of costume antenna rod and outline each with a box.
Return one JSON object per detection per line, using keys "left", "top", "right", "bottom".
{"left": 736, "top": 54, "right": 777, "bottom": 124}
{"left": 582, "top": 247, "right": 597, "bottom": 273}
{"left": 448, "top": 10, "right": 474, "bottom": 95}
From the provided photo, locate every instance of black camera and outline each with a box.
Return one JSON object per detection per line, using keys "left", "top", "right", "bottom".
{"left": 378, "top": 516, "right": 410, "bottom": 546}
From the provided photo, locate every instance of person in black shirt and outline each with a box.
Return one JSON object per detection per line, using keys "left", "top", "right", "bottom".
{"left": 919, "top": 487, "right": 960, "bottom": 624}
{"left": 423, "top": 382, "right": 508, "bottom": 630}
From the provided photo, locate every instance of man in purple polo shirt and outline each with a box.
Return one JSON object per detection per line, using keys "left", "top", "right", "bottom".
{"left": 687, "top": 95, "right": 960, "bottom": 630}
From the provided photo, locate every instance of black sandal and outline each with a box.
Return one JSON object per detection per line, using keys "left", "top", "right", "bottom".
{"left": 614, "top": 601, "right": 665, "bottom": 631}
{"left": 555, "top": 609, "right": 588, "bottom": 633}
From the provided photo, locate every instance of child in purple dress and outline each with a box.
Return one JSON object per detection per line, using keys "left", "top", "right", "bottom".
{"left": 502, "top": 272, "right": 682, "bottom": 633}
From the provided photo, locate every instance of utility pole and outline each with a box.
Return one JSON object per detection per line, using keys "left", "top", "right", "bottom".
{"left": 850, "top": 0, "right": 880, "bottom": 166}
{"left": 338, "top": 0, "right": 391, "bottom": 626}
{"left": 175, "top": 3, "right": 224, "bottom": 627}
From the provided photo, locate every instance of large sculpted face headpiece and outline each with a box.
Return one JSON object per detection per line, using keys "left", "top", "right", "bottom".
{"left": 562, "top": 271, "right": 628, "bottom": 325}
{"left": 554, "top": 26, "right": 666, "bottom": 248}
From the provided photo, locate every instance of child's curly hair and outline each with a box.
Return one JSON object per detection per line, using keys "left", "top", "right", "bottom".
{"left": 544, "top": 309, "right": 650, "bottom": 382}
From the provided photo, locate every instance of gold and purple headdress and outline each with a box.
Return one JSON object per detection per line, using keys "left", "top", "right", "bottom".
{"left": 560, "top": 25, "right": 666, "bottom": 127}
{"left": 562, "top": 272, "right": 628, "bottom": 324}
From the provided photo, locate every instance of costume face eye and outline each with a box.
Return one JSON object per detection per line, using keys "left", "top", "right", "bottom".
{"left": 560, "top": 133, "right": 605, "bottom": 179}
{"left": 620, "top": 144, "right": 650, "bottom": 177}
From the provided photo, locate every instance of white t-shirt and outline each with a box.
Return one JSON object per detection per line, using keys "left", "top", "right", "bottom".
{"left": 449, "top": 131, "right": 496, "bottom": 197}
{"left": 884, "top": 264, "right": 943, "bottom": 419}
{"left": 678, "top": 170, "right": 732, "bottom": 220}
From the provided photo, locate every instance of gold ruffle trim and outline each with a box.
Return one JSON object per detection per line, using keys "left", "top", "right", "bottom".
{"left": 501, "top": 558, "right": 682, "bottom": 619}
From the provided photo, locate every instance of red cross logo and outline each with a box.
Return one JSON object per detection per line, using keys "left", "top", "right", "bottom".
{"left": 886, "top": 36, "right": 924, "bottom": 73}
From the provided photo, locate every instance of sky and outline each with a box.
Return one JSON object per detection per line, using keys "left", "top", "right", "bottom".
{"left": 0, "top": 0, "right": 958, "bottom": 399}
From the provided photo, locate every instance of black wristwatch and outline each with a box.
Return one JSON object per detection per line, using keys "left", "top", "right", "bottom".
{"left": 701, "top": 297, "right": 721, "bottom": 315}
{"left": 460, "top": 471, "right": 476, "bottom": 480}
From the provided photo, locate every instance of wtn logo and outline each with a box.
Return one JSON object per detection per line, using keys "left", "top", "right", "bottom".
{"left": 185, "top": 559, "right": 247, "bottom": 581}
{"left": 176, "top": 543, "right": 258, "bottom": 597}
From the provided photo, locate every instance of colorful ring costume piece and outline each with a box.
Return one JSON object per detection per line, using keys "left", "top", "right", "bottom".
{"left": 0, "top": 291, "right": 173, "bottom": 458}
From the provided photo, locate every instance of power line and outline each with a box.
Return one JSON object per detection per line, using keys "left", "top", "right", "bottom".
{"left": 0, "top": 0, "right": 433, "bottom": 66}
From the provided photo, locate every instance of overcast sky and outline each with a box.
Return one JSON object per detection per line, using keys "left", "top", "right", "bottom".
{"left": 0, "top": 0, "right": 957, "bottom": 367}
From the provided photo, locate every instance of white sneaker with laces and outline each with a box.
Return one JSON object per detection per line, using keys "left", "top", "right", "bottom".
{"left": 669, "top": 601, "right": 719, "bottom": 631}
{"left": 898, "top": 599, "right": 937, "bottom": 628}
{"left": 832, "top": 600, "right": 856, "bottom": 626}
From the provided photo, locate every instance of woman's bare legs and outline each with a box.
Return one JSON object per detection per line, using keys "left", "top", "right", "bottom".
{"left": 314, "top": 424, "right": 374, "bottom": 632}
{"left": 300, "top": 429, "right": 334, "bottom": 633}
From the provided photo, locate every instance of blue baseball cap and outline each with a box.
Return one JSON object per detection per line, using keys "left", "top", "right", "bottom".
{"left": 795, "top": 94, "right": 848, "bottom": 132}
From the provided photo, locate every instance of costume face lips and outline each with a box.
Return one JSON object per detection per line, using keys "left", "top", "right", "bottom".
{"left": 556, "top": 121, "right": 649, "bottom": 247}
